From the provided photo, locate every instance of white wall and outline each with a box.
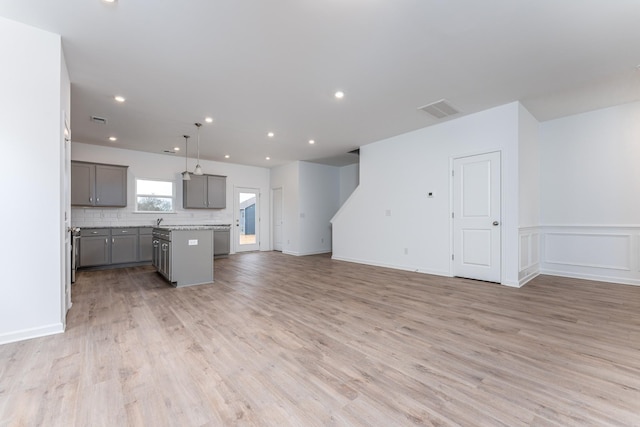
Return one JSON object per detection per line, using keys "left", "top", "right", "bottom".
{"left": 271, "top": 161, "right": 343, "bottom": 256}
{"left": 339, "top": 163, "right": 359, "bottom": 205}
{"left": 539, "top": 101, "right": 640, "bottom": 285}
{"left": 271, "top": 162, "right": 300, "bottom": 254}
{"left": 0, "top": 17, "right": 67, "bottom": 344}
{"left": 71, "top": 142, "right": 271, "bottom": 253}
{"left": 332, "top": 102, "right": 523, "bottom": 285}
{"left": 299, "top": 162, "right": 340, "bottom": 255}
{"left": 517, "top": 104, "right": 541, "bottom": 284}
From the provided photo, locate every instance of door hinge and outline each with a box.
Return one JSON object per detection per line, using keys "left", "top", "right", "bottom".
{"left": 451, "top": 212, "right": 454, "bottom": 219}
{"left": 452, "top": 254, "right": 454, "bottom": 260}
{"left": 451, "top": 170, "right": 454, "bottom": 176}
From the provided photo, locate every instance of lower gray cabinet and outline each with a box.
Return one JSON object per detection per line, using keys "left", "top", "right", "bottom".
{"left": 79, "top": 229, "right": 110, "bottom": 267}
{"left": 111, "top": 228, "right": 138, "bottom": 264}
{"left": 139, "top": 228, "right": 153, "bottom": 262}
{"left": 79, "top": 227, "right": 152, "bottom": 268}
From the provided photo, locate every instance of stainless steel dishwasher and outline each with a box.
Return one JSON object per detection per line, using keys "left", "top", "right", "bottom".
{"left": 213, "top": 224, "right": 231, "bottom": 258}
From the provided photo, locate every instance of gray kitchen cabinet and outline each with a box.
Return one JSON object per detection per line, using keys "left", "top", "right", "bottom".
{"left": 183, "top": 174, "right": 207, "bottom": 208}
{"left": 111, "top": 228, "right": 138, "bottom": 264}
{"left": 152, "top": 227, "right": 213, "bottom": 287}
{"left": 151, "top": 237, "right": 160, "bottom": 269}
{"left": 79, "top": 228, "right": 110, "bottom": 267}
{"left": 183, "top": 174, "right": 226, "bottom": 209}
{"left": 159, "top": 239, "right": 171, "bottom": 280}
{"left": 207, "top": 175, "right": 226, "bottom": 209}
{"left": 71, "top": 162, "right": 94, "bottom": 206}
{"left": 78, "top": 227, "right": 152, "bottom": 269}
{"left": 71, "top": 161, "right": 128, "bottom": 207}
{"left": 139, "top": 228, "right": 153, "bottom": 262}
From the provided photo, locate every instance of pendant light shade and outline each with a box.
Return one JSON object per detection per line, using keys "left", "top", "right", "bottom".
{"left": 193, "top": 122, "right": 203, "bottom": 175}
{"left": 182, "top": 135, "right": 191, "bottom": 181}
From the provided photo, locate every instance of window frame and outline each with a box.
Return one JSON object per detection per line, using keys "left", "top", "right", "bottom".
{"left": 134, "top": 177, "right": 176, "bottom": 213}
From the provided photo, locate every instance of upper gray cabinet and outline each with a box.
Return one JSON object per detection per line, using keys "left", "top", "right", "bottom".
{"left": 71, "top": 161, "right": 128, "bottom": 207}
{"left": 183, "top": 174, "right": 226, "bottom": 209}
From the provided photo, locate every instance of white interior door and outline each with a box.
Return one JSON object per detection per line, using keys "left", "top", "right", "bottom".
{"left": 272, "top": 187, "right": 283, "bottom": 251}
{"left": 452, "top": 151, "right": 501, "bottom": 282}
{"left": 235, "top": 187, "right": 260, "bottom": 252}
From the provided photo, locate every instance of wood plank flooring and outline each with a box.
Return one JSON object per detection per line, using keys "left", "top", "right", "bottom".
{"left": 1, "top": 252, "right": 640, "bottom": 426}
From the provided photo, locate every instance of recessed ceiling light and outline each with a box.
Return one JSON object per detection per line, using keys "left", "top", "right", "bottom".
{"left": 205, "top": 117, "right": 213, "bottom": 123}
{"left": 109, "top": 136, "right": 117, "bottom": 142}
{"left": 224, "top": 154, "right": 230, "bottom": 159}
{"left": 334, "top": 90, "right": 345, "bottom": 99}
{"left": 174, "top": 147, "right": 180, "bottom": 151}
{"left": 265, "top": 156, "right": 271, "bottom": 160}
{"left": 114, "top": 95, "right": 125, "bottom": 103}
{"left": 267, "top": 132, "right": 274, "bottom": 138}
{"left": 308, "top": 139, "right": 315, "bottom": 145}
{"left": 102, "top": 0, "right": 117, "bottom": 3}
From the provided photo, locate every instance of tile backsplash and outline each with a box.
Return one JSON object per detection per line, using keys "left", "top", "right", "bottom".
{"left": 71, "top": 207, "right": 233, "bottom": 228}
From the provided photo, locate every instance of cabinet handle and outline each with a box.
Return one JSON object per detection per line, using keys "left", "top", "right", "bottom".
{"left": 97, "top": 198, "right": 100, "bottom": 202}
{"left": 91, "top": 231, "right": 98, "bottom": 234}
{"left": 105, "top": 238, "right": 108, "bottom": 245}
{"left": 89, "top": 197, "right": 93, "bottom": 203}
{"left": 112, "top": 238, "right": 115, "bottom": 243}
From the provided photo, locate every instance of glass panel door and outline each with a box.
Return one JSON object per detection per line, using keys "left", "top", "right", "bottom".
{"left": 235, "top": 187, "right": 260, "bottom": 252}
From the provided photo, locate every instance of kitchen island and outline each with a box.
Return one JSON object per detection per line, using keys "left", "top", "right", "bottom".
{"left": 152, "top": 226, "right": 214, "bottom": 287}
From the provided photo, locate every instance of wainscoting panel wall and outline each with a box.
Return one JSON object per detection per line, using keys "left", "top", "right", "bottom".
{"left": 518, "top": 227, "right": 540, "bottom": 286}
{"left": 540, "top": 225, "right": 640, "bottom": 286}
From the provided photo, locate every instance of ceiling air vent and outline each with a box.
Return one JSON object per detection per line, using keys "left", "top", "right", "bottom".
{"left": 90, "top": 115, "right": 107, "bottom": 124}
{"left": 418, "top": 99, "right": 460, "bottom": 119}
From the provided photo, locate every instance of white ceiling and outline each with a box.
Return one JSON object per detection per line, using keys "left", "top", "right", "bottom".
{"left": 1, "top": 0, "right": 639, "bottom": 167}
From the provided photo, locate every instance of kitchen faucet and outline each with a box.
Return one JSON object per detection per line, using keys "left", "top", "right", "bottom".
{"left": 156, "top": 218, "right": 163, "bottom": 226}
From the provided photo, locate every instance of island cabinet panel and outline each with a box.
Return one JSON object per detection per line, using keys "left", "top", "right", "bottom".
{"left": 71, "top": 161, "right": 127, "bottom": 207}
{"left": 138, "top": 228, "right": 153, "bottom": 262}
{"left": 183, "top": 174, "right": 226, "bottom": 209}
{"left": 152, "top": 228, "right": 214, "bottom": 287}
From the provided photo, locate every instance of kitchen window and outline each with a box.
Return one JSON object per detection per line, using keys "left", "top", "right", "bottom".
{"left": 135, "top": 178, "right": 174, "bottom": 212}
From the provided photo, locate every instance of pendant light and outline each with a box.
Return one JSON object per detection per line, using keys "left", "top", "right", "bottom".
{"left": 193, "top": 122, "right": 203, "bottom": 175}
{"left": 182, "top": 135, "right": 191, "bottom": 181}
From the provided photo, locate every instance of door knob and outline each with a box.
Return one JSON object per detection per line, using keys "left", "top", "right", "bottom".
{"left": 492, "top": 221, "right": 500, "bottom": 226}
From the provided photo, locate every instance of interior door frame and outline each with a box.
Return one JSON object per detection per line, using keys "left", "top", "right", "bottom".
{"left": 449, "top": 149, "right": 502, "bottom": 282}
{"left": 271, "top": 187, "right": 283, "bottom": 251}
{"left": 62, "top": 110, "right": 72, "bottom": 326}
{"left": 234, "top": 186, "right": 261, "bottom": 252}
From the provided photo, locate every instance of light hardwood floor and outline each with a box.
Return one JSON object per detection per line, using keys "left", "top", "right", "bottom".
{"left": 1, "top": 252, "right": 640, "bottom": 426}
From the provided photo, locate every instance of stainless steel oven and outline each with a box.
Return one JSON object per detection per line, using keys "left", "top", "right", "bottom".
{"left": 70, "top": 227, "right": 81, "bottom": 282}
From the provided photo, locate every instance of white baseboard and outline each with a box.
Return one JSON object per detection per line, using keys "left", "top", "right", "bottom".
{"left": 331, "top": 255, "right": 450, "bottom": 278}
{"left": 540, "top": 268, "right": 640, "bottom": 287}
{"left": 283, "top": 249, "right": 331, "bottom": 256}
{"left": 0, "top": 323, "right": 64, "bottom": 346}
